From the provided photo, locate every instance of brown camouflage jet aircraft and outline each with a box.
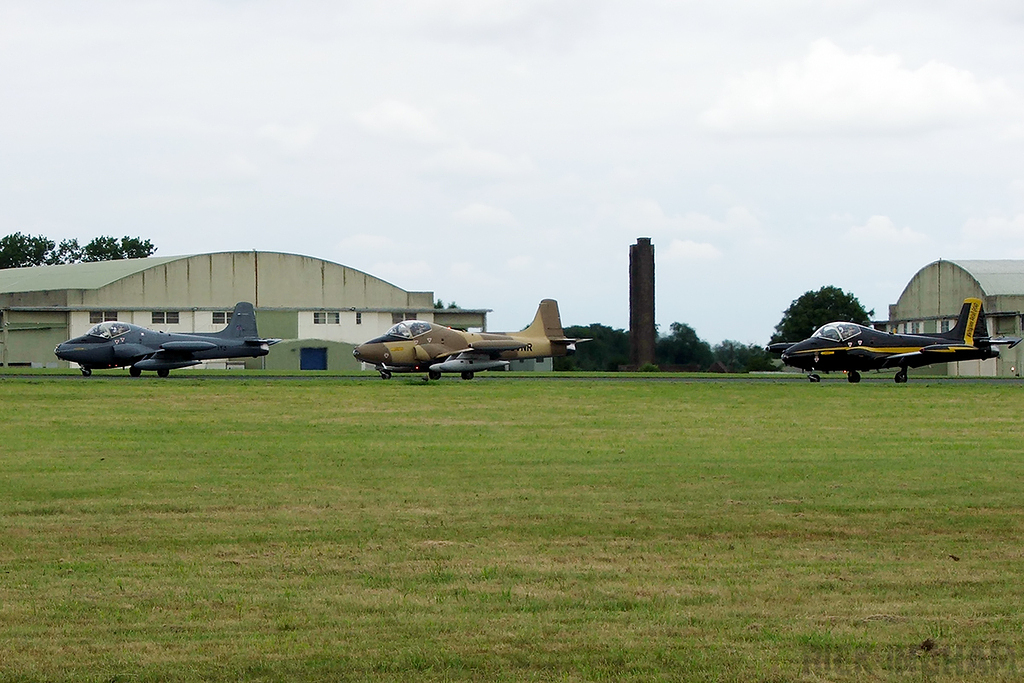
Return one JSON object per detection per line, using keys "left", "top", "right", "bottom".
{"left": 353, "top": 299, "right": 586, "bottom": 379}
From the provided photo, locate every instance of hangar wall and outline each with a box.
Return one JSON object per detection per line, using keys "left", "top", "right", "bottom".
{"left": 888, "top": 259, "right": 1024, "bottom": 377}
{"left": 0, "top": 252, "right": 489, "bottom": 370}
{"left": 68, "top": 252, "right": 434, "bottom": 310}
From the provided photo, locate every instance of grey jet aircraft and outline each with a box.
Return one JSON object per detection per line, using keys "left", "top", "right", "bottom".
{"left": 54, "top": 302, "right": 280, "bottom": 377}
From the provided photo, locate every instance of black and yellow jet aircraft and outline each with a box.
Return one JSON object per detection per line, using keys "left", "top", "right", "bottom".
{"left": 766, "top": 297, "right": 1021, "bottom": 383}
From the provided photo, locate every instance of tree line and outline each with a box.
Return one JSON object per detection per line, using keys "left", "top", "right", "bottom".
{"left": 553, "top": 322, "right": 775, "bottom": 373}
{"left": 555, "top": 285, "right": 872, "bottom": 373}
{"left": 0, "top": 232, "right": 157, "bottom": 269}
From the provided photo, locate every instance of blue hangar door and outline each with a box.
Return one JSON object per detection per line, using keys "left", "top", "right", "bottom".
{"left": 300, "top": 347, "right": 328, "bottom": 370}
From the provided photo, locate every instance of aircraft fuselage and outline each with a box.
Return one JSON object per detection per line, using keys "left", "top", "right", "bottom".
{"left": 54, "top": 302, "right": 278, "bottom": 376}
{"left": 779, "top": 326, "right": 996, "bottom": 373}
{"left": 767, "top": 298, "right": 1019, "bottom": 383}
{"left": 353, "top": 299, "right": 583, "bottom": 379}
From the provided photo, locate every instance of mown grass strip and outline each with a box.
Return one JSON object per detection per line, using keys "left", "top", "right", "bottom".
{"left": 0, "top": 379, "right": 1022, "bottom": 681}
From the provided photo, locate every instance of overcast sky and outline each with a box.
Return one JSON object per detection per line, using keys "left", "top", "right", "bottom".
{"left": 3, "top": 1, "right": 1024, "bottom": 342}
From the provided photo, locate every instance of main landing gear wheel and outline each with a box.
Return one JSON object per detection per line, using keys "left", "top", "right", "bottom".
{"left": 894, "top": 368, "right": 908, "bottom": 384}
{"left": 428, "top": 370, "right": 442, "bottom": 381}
{"left": 80, "top": 367, "right": 92, "bottom": 377}
{"left": 807, "top": 373, "right": 821, "bottom": 383}
{"left": 129, "top": 366, "right": 142, "bottom": 377}
{"left": 157, "top": 369, "right": 170, "bottom": 378}
{"left": 461, "top": 371, "right": 475, "bottom": 380}
{"left": 847, "top": 370, "right": 861, "bottom": 383}
{"left": 379, "top": 370, "right": 392, "bottom": 380}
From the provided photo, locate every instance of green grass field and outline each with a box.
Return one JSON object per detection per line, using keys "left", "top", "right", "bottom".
{"left": 1, "top": 376, "right": 1022, "bottom": 681}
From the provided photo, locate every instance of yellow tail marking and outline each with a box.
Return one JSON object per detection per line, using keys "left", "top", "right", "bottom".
{"left": 963, "top": 298, "right": 982, "bottom": 346}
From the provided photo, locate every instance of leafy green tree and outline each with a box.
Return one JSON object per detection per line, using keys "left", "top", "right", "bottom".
{"left": 81, "top": 236, "right": 156, "bottom": 262}
{"left": 553, "top": 323, "right": 629, "bottom": 371}
{"left": 47, "top": 239, "right": 84, "bottom": 265}
{"left": 770, "top": 286, "right": 873, "bottom": 343}
{"left": 713, "top": 340, "right": 776, "bottom": 373}
{"left": 656, "top": 322, "right": 714, "bottom": 370}
{"left": 118, "top": 236, "right": 156, "bottom": 259}
{"left": 0, "top": 233, "right": 157, "bottom": 269}
{"left": 0, "top": 233, "right": 55, "bottom": 269}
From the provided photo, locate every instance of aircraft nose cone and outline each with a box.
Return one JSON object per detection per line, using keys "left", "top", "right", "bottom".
{"left": 353, "top": 342, "right": 384, "bottom": 363}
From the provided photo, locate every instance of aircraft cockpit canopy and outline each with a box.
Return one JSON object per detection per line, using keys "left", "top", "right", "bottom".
{"left": 386, "top": 320, "right": 432, "bottom": 339}
{"left": 811, "top": 322, "right": 863, "bottom": 343}
{"left": 86, "top": 321, "right": 131, "bottom": 339}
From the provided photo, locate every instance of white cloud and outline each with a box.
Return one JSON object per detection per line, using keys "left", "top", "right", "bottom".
{"left": 221, "top": 154, "right": 260, "bottom": 178}
{"left": 452, "top": 202, "right": 518, "bottom": 227}
{"left": 962, "top": 214, "right": 1024, "bottom": 241}
{"left": 662, "top": 239, "right": 721, "bottom": 261}
{"left": 618, "top": 200, "right": 762, "bottom": 240}
{"left": 352, "top": 100, "right": 448, "bottom": 145}
{"left": 701, "top": 39, "right": 1015, "bottom": 135}
{"left": 336, "top": 233, "right": 395, "bottom": 252}
{"left": 506, "top": 254, "right": 533, "bottom": 271}
{"left": 421, "top": 145, "right": 534, "bottom": 178}
{"left": 846, "top": 215, "right": 929, "bottom": 245}
{"left": 406, "top": 0, "right": 595, "bottom": 47}
{"left": 257, "top": 123, "right": 319, "bottom": 154}
{"left": 448, "top": 260, "right": 503, "bottom": 287}
{"left": 1010, "top": 179, "right": 1024, "bottom": 201}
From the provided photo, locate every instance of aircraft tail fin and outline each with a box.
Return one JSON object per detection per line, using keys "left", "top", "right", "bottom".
{"left": 942, "top": 298, "right": 984, "bottom": 346}
{"left": 522, "top": 299, "right": 565, "bottom": 339}
{"left": 215, "top": 302, "right": 260, "bottom": 339}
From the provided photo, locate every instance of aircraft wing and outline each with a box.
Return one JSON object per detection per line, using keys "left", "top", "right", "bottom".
{"left": 919, "top": 344, "right": 976, "bottom": 354}
{"left": 878, "top": 345, "right": 975, "bottom": 368}
{"left": 878, "top": 351, "right": 924, "bottom": 367}
{"left": 429, "top": 349, "right": 500, "bottom": 364}
{"left": 833, "top": 347, "right": 897, "bottom": 364}
{"left": 468, "top": 339, "right": 530, "bottom": 352}
{"left": 984, "top": 336, "right": 1023, "bottom": 348}
{"left": 435, "top": 339, "right": 530, "bottom": 360}
{"left": 161, "top": 340, "right": 219, "bottom": 353}
{"left": 112, "top": 343, "right": 156, "bottom": 362}
{"left": 158, "top": 338, "right": 280, "bottom": 358}
{"left": 843, "top": 347, "right": 883, "bottom": 359}
{"left": 453, "top": 350, "right": 493, "bottom": 360}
